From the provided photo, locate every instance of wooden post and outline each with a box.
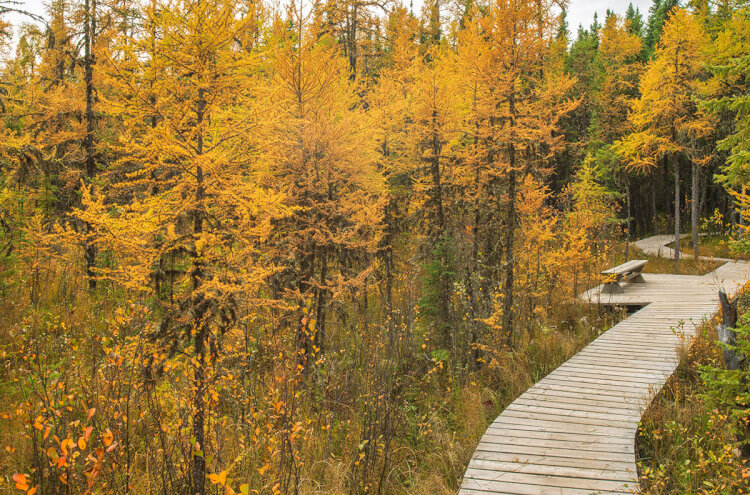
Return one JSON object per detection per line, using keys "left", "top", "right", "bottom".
{"left": 717, "top": 291, "right": 742, "bottom": 371}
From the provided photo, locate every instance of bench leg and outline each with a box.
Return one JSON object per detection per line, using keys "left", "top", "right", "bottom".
{"left": 629, "top": 274, "right": 646, "bottom": 283}
{"left": 601, "top": 282, "right": 624, "bottom": 294}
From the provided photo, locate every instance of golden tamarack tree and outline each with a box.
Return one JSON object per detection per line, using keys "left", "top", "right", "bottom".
{"left": 77, "top": 1, "right": 289, "bottom": 492}
{"left": 458, "top": 0, "right": 578, "bottom": 346}
{"left": 588, "top": 12, "right": 643, "bottom": 254}
{"left": 262, "top": 4, "right": 384, "bottom": 358}
{"left": 705, "top": 6, "right": 750, "bottom": 252}
{"left": 615, "top": 7, "right": 713, "bottom": 270}
{"left": 0, "top": 0, "right": 121, "bottom": 290}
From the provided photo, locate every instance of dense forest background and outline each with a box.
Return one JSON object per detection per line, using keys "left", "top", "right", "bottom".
{"left": 0, "top": 0, "right": 748, "bottom": 493}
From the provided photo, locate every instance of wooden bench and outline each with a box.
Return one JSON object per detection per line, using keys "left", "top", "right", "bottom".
{"left": 601, "top": 259, "right": 648, "bottom": 294}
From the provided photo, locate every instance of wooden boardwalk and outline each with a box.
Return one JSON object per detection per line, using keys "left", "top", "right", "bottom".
{"left": 459, "top": 237, "right": 750, "bottom": 494}
{"left": 633, "top": 234, "right": 734, "bottom": 263}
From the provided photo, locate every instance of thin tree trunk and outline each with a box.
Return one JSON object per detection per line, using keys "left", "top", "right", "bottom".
{"left": 469, "top": 165, "right": 481, "bottom": 368}
{"left": 191, "top": 89, "right": 207, "bottom": 495}
{"left": 192, "top": 324, "right": 207, "bottom": 495}
{"left": 692, "top": 162, "right": 699, "bottom": 260}
{"left": 625, "top": 179, "right": 631, "bottom": 261}
{"left": 673, "top": 158, "right": 681, "bottom": 273}
{"left": 664, "top": 155, "right": 671, "bottom": 222}
{"left": 83, "top": 0, "right": 97, "bottom": 291}
{"left": 430, "top": 117, "right": 445, "bottom": 235}
{"left": 348, "top": 2, "right": 358, "bottom": 75}
{"left": 384, "top": 196, "right": 395, "bottom": 342}
{"left": 428, "top": 110, "right": 450, "bottom": 349}
{"left": 468, "top": 87, "right": 481, "bottom": 368}
{"left": 722, "top": 188, "right": 729, "bottom": 231}
{"left": 502, "top": 168, "right": 516, "bottom": 346}
{"left": 316, "top": 246, "right": 328, "bottom": 354}
{"left": 651, "top": 175, "right": 658, "bottom": 234}
{"left": 502, "top": 92, "right": 517, "bottom": 346}
{"left": 699, "top": 167, "right": 708, "bottom": 222}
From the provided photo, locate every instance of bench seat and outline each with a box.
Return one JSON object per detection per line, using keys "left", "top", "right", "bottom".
{"left": 601, "top": 259, "right": 648, "bottom": 294}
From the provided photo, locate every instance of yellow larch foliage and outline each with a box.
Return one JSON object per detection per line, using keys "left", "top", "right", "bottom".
{"left": 75, "top": 1, "right": 290, "bottom": 492}
{"left": 593, "top": 13, "right": 643, "bottom": 143}
{"left": 258, "top": 7, "right": 384, "bottom": 353}
{"left": 458, "top": 0, "right": 578, "bottom": 344}
{"left": 616, "top": 8, "right": 713, "bottom": 173}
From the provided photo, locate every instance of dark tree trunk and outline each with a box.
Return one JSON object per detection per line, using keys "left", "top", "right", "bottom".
{"left": 83, "top": 0, "right": 97, "bottom": 291}
{"left": 192, "top": 324, "right": 207, "bottom": 495}
{"left": 428, "top": 110, "right": 450, "bottom": 349}
{"left": 699, "top": 167, "right": 708, "bottom": 222}
{"left": 430, "top": 123, "right": 445, "bottom": 236}
{"left": 651, "top": 174, "right": 658, "bottom": 234}
{"left": 467, "top": 89, "right": 482, "bottom": 369}
{"left": 384, "top": 196, "right": 395, "bottom": 341}
{"left": 673, "top": 158, "right": 681, "bottom": 273}
{"left": 502, "top": 168, "right": 516, "bottom": 346}
{"left": 722, "top": 189, "right": 729, "bottom": 230}
{"left": 664, "top": 155, "right": 671, "bottom": 223}
{"left": 347, "top": 2, "right": 358, "bottom": 75}
{"left": 469, "top": 166, "right": 481, "bottom": 368}
{"left": 625, "top": 179, "right": 631, "bottom": 261}
{"left": 315, "top": 246, "right": 329, "bottom": 354}
{"left": 191, "top": 89, "right": 207, "bottom": 495}
{"left": 692, "top": 162, "right": 699, "bottom": 260}
{"left": 502, "top": 91, "right": 518, "bottom": 347}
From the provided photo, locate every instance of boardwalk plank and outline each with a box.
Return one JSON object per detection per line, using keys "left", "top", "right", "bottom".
{"left": 470, "top": 452, "right": 637, "bottom": 473}
{"left": 482, "top": 428, "right": 635, "bottom": 445}
{"left": 463, "top": 468, "right": 633, "bottom": 491}
{"left": 467, "top": 459, "right": 635, "bottom": 482}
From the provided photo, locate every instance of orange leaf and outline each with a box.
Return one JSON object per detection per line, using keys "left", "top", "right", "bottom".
{"left": 12, "top": 473, "right": 29, "bottom": 491}
{"left": 60, "top": 438, "right": 72, "bottom": 456}
{"left": 102, "top": 429, "right": 113, "bottom": 447}
{"left": 207, "top": 470, "right": 228, "bottom": 486}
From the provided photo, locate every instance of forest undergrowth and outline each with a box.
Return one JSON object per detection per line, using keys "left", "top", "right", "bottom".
{"left": 638, "top": 287, "right": 750, "bottom": 495}
{"left": 0, "top": 256, "right": 625, "bottom": 494}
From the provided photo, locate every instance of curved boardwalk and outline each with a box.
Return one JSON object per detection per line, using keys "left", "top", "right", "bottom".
{"left": 459, "top": 237, "right": 750, "bottom": 494}
{"left": 633, "top": 234, "right": 735, "bottom": 263}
